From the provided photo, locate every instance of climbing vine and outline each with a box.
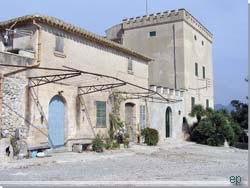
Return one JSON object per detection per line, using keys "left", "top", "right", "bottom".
{"left": 108, "top": 90, "right": 126, "bottom": 139}
{"left": 108, "top": 90, "right": 126, "bottom": 116}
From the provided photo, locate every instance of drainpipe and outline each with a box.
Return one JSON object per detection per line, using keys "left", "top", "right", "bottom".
{"left": 4, "top": 19, "right": 42, "bottom": 77}
{"left": 173, "top": 24, "right": 177, "bottom": 89}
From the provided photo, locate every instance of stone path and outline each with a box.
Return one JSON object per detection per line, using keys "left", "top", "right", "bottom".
{"left": 0, "top": 142, "right": 248, "bottom": 183}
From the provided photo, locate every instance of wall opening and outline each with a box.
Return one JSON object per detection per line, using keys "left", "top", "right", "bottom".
{"left": 125, "top": 102, "right": 136, "bottom": 141}
{"left": 165, "top": 107, "right": 172, "bottom": 138}
{"left": 48, "top": 95, "right": 65, "bottom": 148}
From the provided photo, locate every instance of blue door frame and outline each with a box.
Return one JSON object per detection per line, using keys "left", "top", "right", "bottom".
{"left": 48, "top": 96, "right": 65, "bottom": 148}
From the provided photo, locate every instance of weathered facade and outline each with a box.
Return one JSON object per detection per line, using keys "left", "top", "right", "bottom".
{"left": 0, "top": 8, "right": 214, "bottom": 153}
{"left": 0, "top": 15, "right": 155, "bottom": 151}
{"left": 106, "top": 9, "right": 214, "bottom": 124}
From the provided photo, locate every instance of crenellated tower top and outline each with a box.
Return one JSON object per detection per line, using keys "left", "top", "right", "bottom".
{"left": 121, "top": 9, "right": 212, "bottom": 42}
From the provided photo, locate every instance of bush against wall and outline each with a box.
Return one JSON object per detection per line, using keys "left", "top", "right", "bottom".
{"left": 92, "top": 134, "right": 104, "bottom": 153}
{"left": 189, "top": 105, "right": 242, "bottom": 147}
{"left": 141, "top": 128, "right": 159, "bottom": 146}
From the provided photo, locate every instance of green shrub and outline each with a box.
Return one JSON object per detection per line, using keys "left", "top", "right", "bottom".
{"left": 230, "top": 122, "right": 243, "bottom": 143}
{"left": 218, "top": 123, "right": 235, "bottom": 145}
{"left": 124, "top": 133, "right": 129, "bottom": 148}
{"left": 190, "top": 120, "right": 217, "bottom": 145}
{"left": 206, "top": 137, "right": 217, "bottom": 146}
{"left": 92, "top": 135, "right": 104, "bottom": 152}
{"left": 111, "top": 141, "right": 120, "bottom": 149}
{"left": 141, "top": 128, "right": 159, "bottom": 146}
{"left": 104, "top": 143, "right": 111, "bottom": 150}
{"left": 190, "top": 105, "right": 246, "bottom": 147}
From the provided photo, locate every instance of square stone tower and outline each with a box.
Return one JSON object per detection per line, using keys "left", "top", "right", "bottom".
{"left": 106, "top": 9, "right": 214, "bottom": 122}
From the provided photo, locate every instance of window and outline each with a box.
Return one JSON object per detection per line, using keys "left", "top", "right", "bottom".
{"left": 195, "top": 63, "right": 198, "bottom": 76}
{"left": 202, "top": 66, "right": 206, "bottom": 79}
{"left": 149, "top": 31, "right": 156, "bottom": 37}
{"left": 202, "top": 41, "right": 204, "bottom": 46}
{"left": 191, "top": 97, "right": 195, "bottom": 110}
{"left": 128, "top": 58, "right": 133, "bottom": 74}
{"left": 96, "top": 101, "right": 106, "bottom": 128}
{"left": 206, "top": 99, "right": 209, "bottom": 109}
{"left": 140, "top": 105, "right": 146, "bottom": 129}
{"left": 194, "top": 35, "right": 197, "bottom": 40}
{"left": 55, "top": 35, "right": 64, "bottom": 53}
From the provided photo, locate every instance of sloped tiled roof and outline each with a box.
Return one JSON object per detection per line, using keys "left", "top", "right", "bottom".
{"left": 0, "top": 14, "right": 151, "bottom": 62}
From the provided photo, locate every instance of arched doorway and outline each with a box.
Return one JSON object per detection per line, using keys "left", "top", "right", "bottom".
{"left": 165, "top": 107, "right": 172, "bottom": 138}
{"left": 125, "top": 103, "right": 135, "bottom": 141}
{"left": 48, "top": 95, "right": 65, "bottom": 148}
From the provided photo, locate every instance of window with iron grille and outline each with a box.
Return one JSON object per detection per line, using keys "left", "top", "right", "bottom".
{"left": 140, "top": 105, "right": 146, "bottom": 129}
{"left": 96, "top": 101, "right": 106, "bottom": 128}
{"left": 55, "top": 35, "right": 64, "bottom": 53}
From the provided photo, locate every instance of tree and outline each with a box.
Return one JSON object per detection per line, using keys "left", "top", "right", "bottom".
{"left": 231, "top": 100, "right": 248, "bottom": 129}
{"left": 189, "top": 104, "right": 206, "bottom": 123}
{"left": 190, "top": 105, "right": 242, "bottom": 146}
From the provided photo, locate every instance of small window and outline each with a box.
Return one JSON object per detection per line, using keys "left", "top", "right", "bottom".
{"left": 191, "top": 97, "right": 195, "bottom": 110}
{"left": 202, "top": 41, "right": 204, "bottom": 46}
{"left": 202, "top": 66, "right": 206, "bottom": 79}
{"left": 140, "top": 105, "right": 146, "bottom": 129}
{"left": 128, "top": 58, "right": 133, "bottom": 74}
{"left": 55, "top": 35, "right": 64, "bottom": 53}
{"left": 206, "top": 99, "right": 209, "bottom": 109}
{"left": 149, "top": 31, "right": 156, "bottom": 37}
{"left": 96, "top": 101, "right": 106, "bottom": 128}
{"left": 195, "top": 63, "right": 198, "bottom": 76}
{"left": 194, "top": 35, "right": 197, "bottom": 40}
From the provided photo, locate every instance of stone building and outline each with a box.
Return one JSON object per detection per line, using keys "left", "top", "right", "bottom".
{"left": 106, "top": 8, "right": 214, "bottom": 124}
{"left": 0, "top": 8, "right": 213, "bottom": 153}
{"left": 0, "top": 15, "right": 156, "bottom": 151}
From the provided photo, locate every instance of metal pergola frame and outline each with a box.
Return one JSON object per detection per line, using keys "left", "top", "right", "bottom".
{"left": 29, "top": 72, "right": 81, "bottom": 88}
{"left": 0, "top": 63, "right": 182, "bottom": 103}
{"left": 78, "top": 82, "right": 126, "bottom": 95}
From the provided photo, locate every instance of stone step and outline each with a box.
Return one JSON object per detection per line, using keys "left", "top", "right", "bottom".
{"left": 45, "top": 147, "right": 69, "bottom": 154}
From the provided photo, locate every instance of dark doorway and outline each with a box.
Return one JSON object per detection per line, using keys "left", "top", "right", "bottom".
{"left": 166, "top": 107, "right": 172, "bottom": 138}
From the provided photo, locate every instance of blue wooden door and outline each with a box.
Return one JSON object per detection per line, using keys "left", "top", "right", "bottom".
{"left": 48, "top": 96, "right": 65, "bottom": 148}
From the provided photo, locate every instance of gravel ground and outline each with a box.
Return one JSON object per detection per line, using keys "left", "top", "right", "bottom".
{"left": 0, "top": 141, "right": 248, "bottom": 182}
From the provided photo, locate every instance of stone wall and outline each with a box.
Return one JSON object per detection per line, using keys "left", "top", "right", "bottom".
{"left": 0, "top": 51, "right": 34, "bottom": 139}
{"left": 1, "top": 76, "right": 28, "bottom": 138}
